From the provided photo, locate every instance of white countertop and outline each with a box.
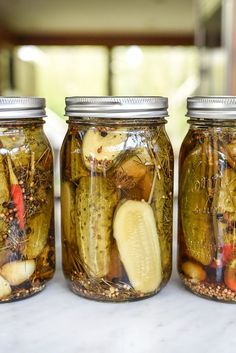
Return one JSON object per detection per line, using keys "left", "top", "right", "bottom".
{"left": 1, "top": 203, "right": 236, "bottom": 353}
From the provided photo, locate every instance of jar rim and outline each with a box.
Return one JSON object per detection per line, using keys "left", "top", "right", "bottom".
{"left": 0, "top": 96, "right": 46, "bottom": 119}
{"left": 186, "top": 96, "right": 236, "bottom": 119}
{"left": 65, "top": 96, "right": 169, "bottom": 119}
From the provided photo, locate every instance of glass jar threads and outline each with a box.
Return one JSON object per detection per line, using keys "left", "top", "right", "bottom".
{"left": 61, "top": 96, "right": 173, "bottom": 302}
{"left": 178, "top": 96, "right": 236, "bottom": 302}
{"left": 0, "top": 97, "right": 55, "bottom": 302}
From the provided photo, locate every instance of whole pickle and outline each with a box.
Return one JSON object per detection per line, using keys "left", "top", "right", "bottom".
{"left": 153, "top": 171, "right": 173, "bottom": 278}
{"left": 212, "top": 168, "right": 236, "bottom": 249}
{"left": 61, "top": 181, "right": 76, "bottom": 244}
{"left": 61, "top": 182, "right": 76, "bottom": 276}
{"left": 24, "top": 191, "right": 53, "bottom": 259}
{"left": 225, "top": 140, "right": 236, "bottom": 158}
{"left": 75, "top": 176, "right": 118, "bottom": 277}
{"left": 151, "top": 129, "right": 173, "bottom": 278}
{"left": 180, "top": 147, "right": 215, "bottom": 265}
{"left": 215, "top": 169, "right": 236, "bottom": 214}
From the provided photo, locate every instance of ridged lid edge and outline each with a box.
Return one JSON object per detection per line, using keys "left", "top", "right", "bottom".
{"left": 0, "top": 96, "right": 46, "bottom": 119}
{"left": 186, "top": 96, "right": 236, "bottom": 119}
{"left": 65, "top": 96, "right": 168, "bottom": 118}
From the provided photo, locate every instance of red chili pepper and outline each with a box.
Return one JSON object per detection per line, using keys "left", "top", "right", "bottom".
{"left": 7, "top": 155, "right": 25, "bottom": 230}
{"left": 210, "top": 244, "right": 234, "bottom": 269}
{"left": 222, "top": 244, "right": 234, "bottom": 264}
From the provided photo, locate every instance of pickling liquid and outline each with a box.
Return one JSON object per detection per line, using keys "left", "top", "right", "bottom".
{"left": 61, "top": 120, "right": 173, "bottom": 301}
{"left": 178, "top": 121, "right": 236, "bottom": 302}
{"left": 0, "top": 121, "right": 55, "bottom": 302}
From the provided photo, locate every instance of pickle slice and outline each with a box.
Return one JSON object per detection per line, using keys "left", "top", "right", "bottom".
{"left": 180, "top": 147, "right": 215, "bottom": 265}
{"left": 113, "top": 200, "right": 162, "bottom": 293}
{"left": 75, "top": 176, "right": 118, "bottom": 277}
{"left": 82, "top": 127, "right": 127, "bottom": 172}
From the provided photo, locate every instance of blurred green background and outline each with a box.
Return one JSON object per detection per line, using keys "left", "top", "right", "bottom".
{"left": 0, "top": 0, "right": 235, "bottom": 159}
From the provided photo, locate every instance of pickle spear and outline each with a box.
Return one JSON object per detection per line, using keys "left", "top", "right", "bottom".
{"left": 113, "top": 200, "right": 162, "bottom": 293}
{"left": 75, "top": 176, "right": 118, "bottom": 277}
{"left": 0, "top": 155, "right": 9, "bottom": 248}
{"left": 24, "top": 191, "right": 53, "bottom": 259}
{"left": 180, "top": 147, "right": 215, "bottom": 265}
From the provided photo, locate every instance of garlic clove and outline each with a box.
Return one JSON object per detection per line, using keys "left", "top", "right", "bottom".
{"left": 0, "top": 260, "right": 36, "bottom": 286}
{"left": 0, "top": 274, "right": 11, "bottom": 299}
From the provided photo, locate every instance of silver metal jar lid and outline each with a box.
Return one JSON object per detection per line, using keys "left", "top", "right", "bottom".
{"left": 186, "top": 96, "right": 236, "bottom": 119}
{"left": 65, "top": 96, "right": 168, "bottom": 118}
{"left": 0, "top": 97, "right": 46, "bottom": 119}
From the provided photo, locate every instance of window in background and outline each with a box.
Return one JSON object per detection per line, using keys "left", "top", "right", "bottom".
{"left": 111, "top": 46, "right": 200, "bottom": 151}
{"left": 15, "top": 46, "right": 109, "bottom": 117}
{"left": 13, "top": 45, "right": 200, "bottom": 152}
{"left": 198, "top": 48, "right": 227, "bottom": 95}
{"left": 0, "top": 49, "right": 14, "bottom": 94}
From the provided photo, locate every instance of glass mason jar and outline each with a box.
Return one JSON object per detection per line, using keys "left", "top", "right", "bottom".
{"left": 0, "top": 97, "right": 55, "bottom": 302}
{"left": 61, "top": 96, "right": 173, "bottom": 302}
{"left": 178, "top": 96, "right": 236, "bottom": 302}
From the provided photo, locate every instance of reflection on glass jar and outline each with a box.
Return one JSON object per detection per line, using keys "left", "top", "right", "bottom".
{"left": 61, "top": 96, "right": 173, "bottom": 302}
{"left": 0, "top": 97, "right": 55, "bottom": 302}
{"left": 178, "top": 96, "right": 236, "bottom": 302}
